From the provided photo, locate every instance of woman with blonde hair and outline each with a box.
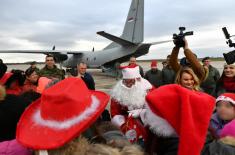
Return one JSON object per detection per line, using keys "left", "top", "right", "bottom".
{"left": 175, "top": 67, "right": 200, "bottom": 91}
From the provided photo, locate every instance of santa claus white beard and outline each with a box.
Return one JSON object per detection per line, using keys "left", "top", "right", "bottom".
{"left": 111, "top": 80, "right": 147, "bottom": 110}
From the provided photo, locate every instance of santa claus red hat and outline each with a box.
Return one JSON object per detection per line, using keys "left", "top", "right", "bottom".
{"left": 216, "top": 93, "right": 235, "bottom": 105}
{"left": 151, "top": 60, "right": 157, "bottom": 68}
{"left": 120, "top": 65, "right": 141, "bottom": 79}
{"left": 146, "top": 84, "right": 215, "bottom": 155}
{"left": 17, "top": 77, "right": 109, "bottom": 150}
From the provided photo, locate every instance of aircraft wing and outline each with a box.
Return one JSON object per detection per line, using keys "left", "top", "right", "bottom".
{"left": 0, "top": 50, "right": 84, "bottom": 55}
{"left": 97, "top": 31, "right": 136, "bottom": 46}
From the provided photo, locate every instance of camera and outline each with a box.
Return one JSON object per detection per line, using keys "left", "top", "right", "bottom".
{"left": 173, "top": 27, "right": 194, "bottom": 47}
{"left": 222, "top": 27, "right": 235, "bottom": 64}
{"left": 223, "top": 50, "right": 235, "bottom": 65}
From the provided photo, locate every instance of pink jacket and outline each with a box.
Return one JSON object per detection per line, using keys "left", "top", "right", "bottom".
{"left": 0, "top": 139, "right": 32, "bottom": 155}
{"left": 221, "top": 119, "right": 235, "bottom": 138}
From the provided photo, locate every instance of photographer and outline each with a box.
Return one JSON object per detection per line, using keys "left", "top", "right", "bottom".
{"left": 214, "top": 27, "right": 235, "bottom": 96}
{"left": 169, "top": 37, "right": 207, "bottom": 84}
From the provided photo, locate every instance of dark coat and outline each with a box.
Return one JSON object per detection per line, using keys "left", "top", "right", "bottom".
{"left": 144, "top": 69, "right": 163, "bottom": 88}
{"left": 0, "top": 63, "right": 7, "bottom": 79}
{"left": 162, "top": 66, "right": 176, "bottom": 85}
{"left": 0, "top": 95, "right": 30, "bottom": 142}
{"left": 201, "top": 65, "right": 220, "bottom": 96}
{"left": 201, "top": 141, "right": 235, "bottom": 155}
{"left": 146, "top": 131, "right": 178, "bottom": 155}
{"left": 81, "top": 72, "right": 95, "bottom": 90}
{"left": 139, "top": 65, "right": 145, "bottom": 77}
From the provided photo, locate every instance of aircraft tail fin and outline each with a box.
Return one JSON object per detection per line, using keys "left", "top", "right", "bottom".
{"left": 121, "top": 0, "right": 144, "bottom": 43}
{"left": 103, "top": 0, "right": 144, "bottom": 50}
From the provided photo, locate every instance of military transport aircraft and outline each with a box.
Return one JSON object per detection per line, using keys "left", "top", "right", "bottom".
{"left": 0, "top": 0, "right": 171, "bottom": 74}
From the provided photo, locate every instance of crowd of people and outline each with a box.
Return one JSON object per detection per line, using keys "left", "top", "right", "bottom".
{"left": 0, "top": 39, "right": 235, "bottom": 155}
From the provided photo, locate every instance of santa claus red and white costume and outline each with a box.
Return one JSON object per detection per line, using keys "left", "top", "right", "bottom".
{"left": 110, "top": 65, "right": 152, "bottom": 144}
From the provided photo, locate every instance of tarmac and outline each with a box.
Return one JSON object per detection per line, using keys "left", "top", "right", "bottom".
{"left": 90, "top": 69, "right": 118, "bottom": 94}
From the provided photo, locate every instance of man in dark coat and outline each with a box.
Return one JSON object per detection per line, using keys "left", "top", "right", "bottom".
{"left": 144, "top": 60, "right": 163, "bottom": 88}
{"left": 26, "top": 61, "right": 40, "bottom": 73}
{"left": 77, "top": 62, "right": 95, "bottom": 90}
{"left": 200, "top": 57, "right": 220, "bottom": 96}
{"left": 162, "top": 55, "right": 176, "bottom": 85}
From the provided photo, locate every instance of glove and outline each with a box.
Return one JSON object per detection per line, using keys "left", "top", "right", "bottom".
{"left": 111, "top": 115, "right": 125, "bottom": 127}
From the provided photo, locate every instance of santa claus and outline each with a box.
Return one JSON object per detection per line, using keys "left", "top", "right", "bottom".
{"left": 110, "top": 65, "right": 153, "bottom": 145}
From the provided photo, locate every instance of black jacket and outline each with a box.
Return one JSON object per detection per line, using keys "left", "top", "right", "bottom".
{"left": 162, "top": 66, "right": 176, "bottom": 85}
{"left": 200, "top": 65, "right": 220, "bottom": 96}
{"left": 0, "top": 95, "right": 30, "bottom": 141}
{"left": 144, "top": 69, "right": 163, "bottom": 88}
{"left": 81, "top": 73, "right": 95, "bottom": 90}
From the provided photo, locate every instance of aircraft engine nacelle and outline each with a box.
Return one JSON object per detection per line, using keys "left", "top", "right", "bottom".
{"left": 53, "top": 53, "right": 68, "bottom": 62}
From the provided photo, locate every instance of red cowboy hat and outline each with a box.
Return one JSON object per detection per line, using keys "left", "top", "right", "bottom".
{"left": 16, "top": 77, "right": 109, "bottom": 150}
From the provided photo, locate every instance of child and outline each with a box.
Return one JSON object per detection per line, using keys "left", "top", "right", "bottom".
{"left": 210, "top": 93, "right": 235, "bottom": 138}
{"left": 202, "top": 118, "right": 235, "bottom": 155}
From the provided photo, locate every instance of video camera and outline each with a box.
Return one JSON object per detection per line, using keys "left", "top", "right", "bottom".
{"left": 222, "top": 27, "right": 235, "bottom": 64}
{"left": 173, "top": 27, "right": 194, "bottom": 47}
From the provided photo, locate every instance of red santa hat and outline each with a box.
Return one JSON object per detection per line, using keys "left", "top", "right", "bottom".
{"left": 146, "top": 84, "right": 215, "bottom": 155}
{"left": 216, "top": 93, "right": 235, "bottom": 105}
{"left": 120, "top": 65, "right": 141, "bottom": 79}
{"left": 151, "top": 60, "right": 157, "bottom": 68}
{"left": 16, "top": 77, "right": 109, "bottom": 150}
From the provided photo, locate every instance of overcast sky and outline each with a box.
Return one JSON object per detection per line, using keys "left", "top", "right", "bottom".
{"left": 0, "top": 0, "right": 235, "bottom": 63}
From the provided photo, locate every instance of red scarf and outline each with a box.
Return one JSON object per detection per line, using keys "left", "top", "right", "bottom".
{"left": 222, "top": 77, "right": 235, "bottom": 92}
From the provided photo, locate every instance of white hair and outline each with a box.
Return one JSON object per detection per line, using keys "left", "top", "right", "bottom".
{"left": 111, "top": 79, "right": 150, "bottom": 110}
